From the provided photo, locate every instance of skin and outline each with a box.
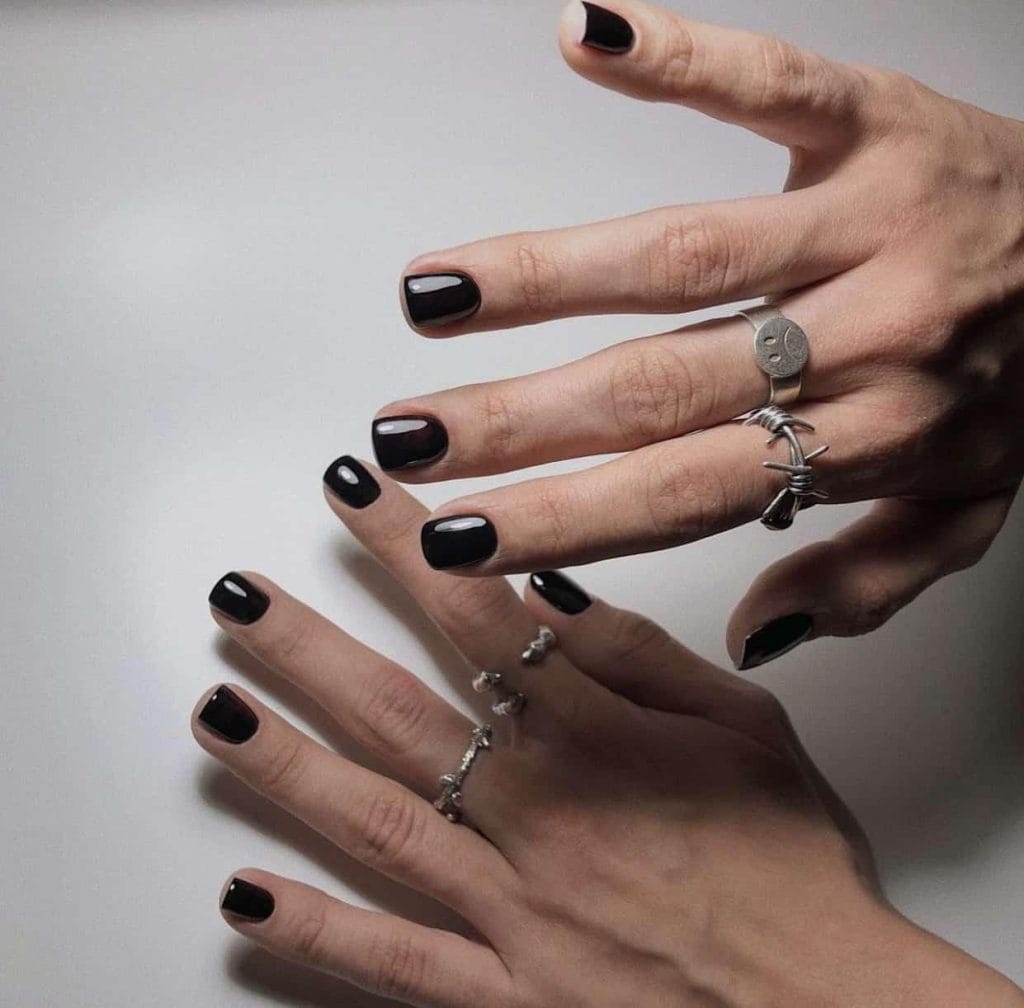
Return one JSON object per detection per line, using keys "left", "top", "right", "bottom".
{"left": 377, "top": 0, "right": 1024, "bottom": 666}
{"left": 193, "top": 462, "right": 1024, "bottom": 1007}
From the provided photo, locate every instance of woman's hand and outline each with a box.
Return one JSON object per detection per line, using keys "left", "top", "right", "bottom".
{"left": 372, "top": 0, "right": 1024, "bottom": 668}
{"left": 192, "top": 459, "right": 1023, "bottom": 1007}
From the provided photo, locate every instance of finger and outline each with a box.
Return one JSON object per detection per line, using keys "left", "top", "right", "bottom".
{"left": 219, "top": 869, "right": 512, "bottom": 1008}
{"left": 559, "top": 0, "right": 879, "bottom": 150}
{"left": 399, "top": 188, "right": 870, "bottom": 336}
{"left": 321, "top": 458, "right": 620, "bottom": 735}
{"left": 193, "top": 686, "right": 515, "bottom": 919}
{"left": 727, "top": 491, "right": 1017, "bottom": 669}
{"left": 207, "top": 571, "right": 470, "bottom": 793}
{"left": 376, "top": 309, "right": 851, "bottom": 482}
{"left": 418, "top": 403, "right": 853, "bottom": 576}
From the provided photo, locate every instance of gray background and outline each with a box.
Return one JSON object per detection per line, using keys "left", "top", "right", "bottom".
{"left": 2, "top": 1, "right": 1023, "bottom": 1004}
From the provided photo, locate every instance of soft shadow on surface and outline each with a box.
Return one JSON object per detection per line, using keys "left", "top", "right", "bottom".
{"left": 227, "top": 943, "right": 400, "bottom": 1008}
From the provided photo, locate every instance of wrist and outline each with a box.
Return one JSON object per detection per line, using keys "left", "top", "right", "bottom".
{"left": 774, "top": 896, "right": 1024, "bottom": 1008}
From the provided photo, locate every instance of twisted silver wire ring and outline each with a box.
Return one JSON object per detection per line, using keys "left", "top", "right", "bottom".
{"left": 471, "top": 626, "right": 557, "bottom": 716}
{"left": 737, "top": 404, "right": 829, "bottom": 531}
{"left": 434, "top": 724, "right": 492, "bottom": 823}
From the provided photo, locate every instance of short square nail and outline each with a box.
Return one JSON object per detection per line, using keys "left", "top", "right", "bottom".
{"left": 580, "top": 2, "right": 635, "bottom": 54}
{"left": 529, "top": 570, "right": 591, "bottom": 615}
{"left": 198, "top": 685, "right": 259, "bottom": 744}
{"left": 403, "top": 272, "right": 481, "bottom": 327}
{"left": 323, "top": 455, "right": 381, "bottom": 509}
{"left": 421, "top": 515, "right": 497, "bottom": 570}
{"left": 738, "top": 613, "right": 813, "bottom": 670}
{"left": 372, "top": 415, "right": 448, "bottom": 471}
{"left": 221, "top": 878, "right": 275, "bottom": 921}
{"left": 209, "top": 573, "right": 270, "bottom": 625}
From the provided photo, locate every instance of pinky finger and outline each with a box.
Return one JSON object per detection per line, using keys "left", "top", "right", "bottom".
{"left": 220, "top": 870, "right": 513, "bottom": 1008}
{"left": 727, "top": 490, "right": 1017, "bottom": 670}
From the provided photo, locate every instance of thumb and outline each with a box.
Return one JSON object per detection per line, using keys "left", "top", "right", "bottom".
{"left": 727, "top": 491, "right": 1017, "bottom": 671}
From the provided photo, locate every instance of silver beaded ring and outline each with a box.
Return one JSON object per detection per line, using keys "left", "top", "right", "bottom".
{"left": 471, "top": 625, "right": 557, "bottom": 717}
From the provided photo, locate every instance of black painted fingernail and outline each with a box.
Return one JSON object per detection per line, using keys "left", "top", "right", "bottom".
{"left": 421, "top": 515, "right": 497, "bottom": 570}
{"left": 372, "top": 415, "right": 448, "bottom": 471}
{"left": 529, "top": 570, "right": 591, "bottom": 615}
{"left": 403, "top": 272, "right": 481, "bottom": 327}
{"left": 198, "top": 685, "right": 259, "bottom": 744}
{"left": 581, "top": 2, "right": 634, "bottom": 54}
{"left": 323, "top": 455, "right": 381, "bottom": 509}
{"left": 738, "top": 614, "right": 813, "bottom": 670}
{"left": 209, "top": 572, "right": 270, "bottom": 625}
{"left": 207, "top": 569, "right": 270, "bottom": 626}
{"left": 221, "top": 878, "right": 275, "bottom": 921}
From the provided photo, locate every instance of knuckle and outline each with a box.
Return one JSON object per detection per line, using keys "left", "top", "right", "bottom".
{"left": 291, "top": 902, "right": 331, "bottom": 967}
{"left": 643, "top": 454, "right": 731, "bottom": 545}
{"left": 370, "top": 931, "right": 428, "bottom": 1002}
{"left": 654, "top": 17, "right": 698, "bottom": 94}
{"left": 262, "top": 609, "right": 316, "bottom": 666}
{"left": 609, "top": 607, "right": 672, "bottom": 664}
{"left": 845, "top": 572, "right": 899, "bottom": 634}
{"left": 608, "top": 344, "right": 690, "bottom": 444}
{"left": 754, "top": 35, "right": 812, "bottom": 111}
{"left": 649, "top": 214, "right": 741, "bottom": 307}
{"left": 357, "top": 667, "right": 430, "bottom": 756}
{"left": 359, "top": 789, "right": 425, "bottom": 870}
{"left": 474, "top": 385, "right": 519, "bottom": 460}
{"left": 512, "top": 240, "right": 564, "bottom": 317}
{"left": 262, "top": 736, "right": 311, "bottom": 797}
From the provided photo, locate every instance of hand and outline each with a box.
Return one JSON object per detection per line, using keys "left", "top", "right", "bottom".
{"left": 192, "top": 459, "right": 1022, "bottom": 1007}
{"left": 372, "top": 0, "right": 1024, "bottom": 669}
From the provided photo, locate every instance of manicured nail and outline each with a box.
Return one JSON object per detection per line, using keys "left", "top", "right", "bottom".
{"left": 198, "top": 686, "right": 259, "bottom": 744}
{"left": 580, "top": 2, "right": 634, "bottom": 54}
{"left": 529, "top": 570, "right": 591, "bottom": 615}
{"left": 372, "top": 415, "right": 449, "bottom": 471}
{"left": 738, "top": 614, "right": 813, "bottom": 670}
{"left": 323, "top": 455, "right": 381, "bottom": 509}
{"left": 209, "top": 572, "right": 270, "bottom": 625}
{"left": 421, "top": 515, "right": 497, "bottom": 570}
{"left": 221, "top": 878, "right": 275, "bottom": 921}
{"left": 403, "top": 272, "right": 481, "bottom": 327}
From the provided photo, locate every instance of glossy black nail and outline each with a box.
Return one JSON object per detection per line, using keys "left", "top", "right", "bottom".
{"left": 198, "top": 686, "right": 259, "bottom": 744}
{"left": 738, "top": 613, "right": 813, "bottom": 670}
{"left": 221, "top": 878, "right": 275, "bottom": 921}
{"left": 581, "top": 2, "right": 634, "bottom": 54}
{"left": 209, "top": 572, "right": 270, "bottom": 625}
{"left": 372, "top": 415, "right": 448, "bottom": 471}
{"left": 323, "top": 455, "right": 381, "bottom": 509}
{"left": 403, "top": 272, "right": 481, "bottom": 327}
{"left": 421, "top": 515, "right": 497, "bottom": 570}
{"left": 529, "top": 570, "right": 592, "bottom": 615}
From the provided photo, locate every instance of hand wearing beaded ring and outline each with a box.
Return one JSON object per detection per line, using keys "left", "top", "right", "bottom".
{"left": 471, "top": 625, "right": 557, "bottom": 717}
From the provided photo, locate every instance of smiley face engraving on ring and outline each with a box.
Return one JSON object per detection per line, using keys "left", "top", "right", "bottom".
{"left": 754, "top": 317, "right": 809, "bottom": 378}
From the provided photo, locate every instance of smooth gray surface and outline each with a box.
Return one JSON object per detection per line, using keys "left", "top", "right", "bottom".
{"left": 2, "top": 2, "right": 1022, "bottom": 1004}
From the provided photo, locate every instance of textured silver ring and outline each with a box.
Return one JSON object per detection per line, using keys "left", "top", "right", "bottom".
{"left": 735, "top": 305, "right": 828, "bottom": 531}
{"left": 434, "top": 724, "right": 492, "bottom": 823}
{"left": 471, "top": 626, "right": 558, "bottom": 717}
